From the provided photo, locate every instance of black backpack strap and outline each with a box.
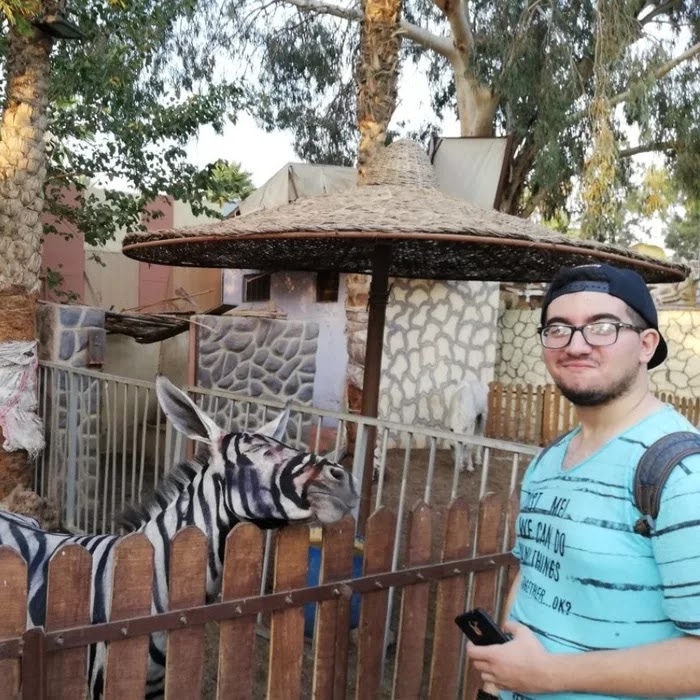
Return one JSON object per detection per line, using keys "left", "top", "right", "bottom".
{"left": 633, "top": 431, "right": 700, "bottom": 537}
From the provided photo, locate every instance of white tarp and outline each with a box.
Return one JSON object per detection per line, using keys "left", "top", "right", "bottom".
{"left": 430, "top": 137, "right": 510, "bottom": 209}
{"left": 0, "top": 340, "right": 45, "bottom": 456}
{"left": 237, "top": 163, "right": 357, "bottom": 215}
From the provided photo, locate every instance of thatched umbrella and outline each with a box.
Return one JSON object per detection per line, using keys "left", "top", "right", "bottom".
{"left": 122, "top": 140, "right": 688, "bottom": 531}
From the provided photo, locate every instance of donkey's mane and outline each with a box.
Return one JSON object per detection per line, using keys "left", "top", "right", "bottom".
{"left": 116, "top": 456, "right": 207, "bottom": 532}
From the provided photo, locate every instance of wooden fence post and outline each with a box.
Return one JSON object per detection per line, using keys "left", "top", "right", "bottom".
{"left": 0, "top": 546, "right": 26, "bottom": 697}
{"left": 392, "top": 501, "right": 432, "bottom": 699}
{"left": 103, "top": 533, "right": 154, "bottom": 700}
{"left": 355, "top": 507, "right": 396, "bottom": 700}
{"left": 45, "top": 544, "right": 92, "bottom": 699}
{"left": 428, "top": 497, "right": 470, "bottom": 700}
{"left": 21, "top": 627, "right": 47, "bottom": 700}
{"left": 165, "top": 527, "right": 208, "bottom": 700}
{"left": 312, "top": 515, "right": 355, "bottom": 700}
{"left": 217, "top": 523, "right": 264, "bottom": 700}
{"left": 463, "top": 493, "right": 504, "bottom": 700}
{"left": 267, "top": 525, "right": 308, "bottom": 700}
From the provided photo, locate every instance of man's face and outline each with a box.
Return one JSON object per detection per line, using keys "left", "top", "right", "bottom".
{"left": 542, "top": 291, "right": 657, "bottom": 407}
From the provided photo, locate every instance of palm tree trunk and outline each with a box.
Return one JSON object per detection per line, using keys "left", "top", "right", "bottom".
{"left": 345, "top": 0, "right": 402, "bottom": 447}
{"left": 355, "top": 0, "right": 402, "bottom": 182}
{"left": 0, "top": 20, "right": 52, "bottom": 497}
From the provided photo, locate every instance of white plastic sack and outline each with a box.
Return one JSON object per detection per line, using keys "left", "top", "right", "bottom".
{"left": 0, "top": 340, "right": 45, "bottom": 456}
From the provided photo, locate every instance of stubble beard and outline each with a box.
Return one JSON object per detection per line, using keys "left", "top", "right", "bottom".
{"left": 554, "top": 364, "right": 639, "bottom": 407}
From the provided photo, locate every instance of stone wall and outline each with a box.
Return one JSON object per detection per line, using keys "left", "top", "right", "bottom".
{"left": 380, "top": 280, "right": 499, "bottom": 445}
{"left": 496, "top": 307, "right": 700, "bottom": 396}
{"left": 36, "top": 303, "right": 106, "bottom": 521}
{"left": 37, "top": 304, "right": 106, "bottom": 367}
{"left": 195, "top": 314, "right": 318, "bottom": 437}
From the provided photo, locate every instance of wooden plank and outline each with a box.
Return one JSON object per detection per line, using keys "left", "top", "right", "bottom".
{"left": 1, "top": 549, "right": 26, "bottom": 692}
{"left": 267, "top": 525, "right": 308, "bottom": 700}
{"left": 487, "top": 382, "right": 502, "bottom": 440}
{"left": 428, "top": 498, "right": 470, "bottom": 700}
{"left": 535, "top": 385, "right": 545, "bottom": 446}
{"left": 45, "top": 544, "right": 92, "bottom": 700}
{"left": 552, "top": 387, "right": 562, "bottom": 436}
{"left": 392, "top": 501, "right": 432, "bottom": 700}
{"left": 217, "top": 523, "right": 264, "bottom": 700}
{"left": 513, "top": 384, "right": 524, "bottom": 442}
{"left": 504, "top": 385, "right": 514, "bottom": 442}
{"left": 165, "top": 527, "right": 207, "bottom": 700}
{"left": 103, "top": 533, "right": 154, "bottom": 700}
{"left": 541, "top": 384, "right": 553, "bottom": 445}
{"left": 463, "top": 493, "right": 504, "bottom": 700}
{"left": 562, "top": 397, "right": 572, "bottom": 433}
{"left": 485, "top": 382, "right": 498, "bottom": 438}
{"left": 312, "top": 515, "right": 355, "bottom": 700}
{"left": 524, "top": 384, "right": 534, "bottom": 443}
{"left": 493, "top": 383, "right": 503, "bottom": 439}
{"left": 21, "top": 626, "right": 47, "bottom": 699}
{"left": 0, "top": 547, "right": 26, "bottom": 697}
{"left": 355, "top": 507, "right": 396, "bottom": 700}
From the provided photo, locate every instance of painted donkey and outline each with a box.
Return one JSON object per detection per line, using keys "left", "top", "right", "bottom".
{"left": 0, "top": 377, "right": 358, "bottom": 698}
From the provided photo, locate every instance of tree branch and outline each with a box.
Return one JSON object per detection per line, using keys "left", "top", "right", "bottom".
{"left": 431, "top": 0, "right": 472, "bottom": 62}
{"left": 619, "top": 141, "right": 677, "bottom": 158}
{"left": 569, "top": 41, "right": 700, "bottom": 123}
{"left": 280, "top": 0, "right": 454, "bottom": 56}
{"left": 609, "top": 41, "right": 700, "bottom": 109}
{"left": 638, "top": 0, "right": 680, "bottom": 27}
{"left": 396, "top": 21, "right": 454, "bottom": 57}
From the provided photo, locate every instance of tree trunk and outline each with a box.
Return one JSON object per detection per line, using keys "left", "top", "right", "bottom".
{"left": 345, "top": 0, "right": 402, "bottom": 442}
{"left": 355, "top": 0, "right": 402, "bottom": 182}
{"left": 0, "top": 19, "right": 53, "bottom": 497}
{"left": 453, "top": 70, "right": 499, "bottom": 137}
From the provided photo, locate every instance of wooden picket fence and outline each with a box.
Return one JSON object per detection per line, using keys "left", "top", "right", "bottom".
{"left": 487, "top": 382, "right": 700, "bottom": 446}
{"left": 0, "top": 495, "right": 519, "bottom": 700}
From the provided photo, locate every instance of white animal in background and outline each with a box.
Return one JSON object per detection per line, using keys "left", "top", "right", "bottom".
{"left": 447, "top": 378, "right": 489, "bottom": 472}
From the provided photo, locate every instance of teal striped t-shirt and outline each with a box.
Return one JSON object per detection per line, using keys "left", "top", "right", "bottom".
{"left": 505, "top": 405, "right": 700, "bottom": 700}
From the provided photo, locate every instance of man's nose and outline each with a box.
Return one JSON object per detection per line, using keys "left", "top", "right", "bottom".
{"left": 566, "top": 328, "right": 593, "bottom": 352}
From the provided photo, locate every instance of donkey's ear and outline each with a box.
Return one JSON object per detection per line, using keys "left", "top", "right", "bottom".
{"left": 155, "top": 377, "right": 223, "bottom": 445}
{"left": 257, "top": 404, "right": 291, "bottom": 441}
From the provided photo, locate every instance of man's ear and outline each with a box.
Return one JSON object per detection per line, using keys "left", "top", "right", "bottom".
{"left": 640, "top": 328, "right": 660, "bottom": 365}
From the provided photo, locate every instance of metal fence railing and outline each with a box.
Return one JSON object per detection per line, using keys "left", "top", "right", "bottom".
{"left": 36, "top": 361, "right": 539, "bottom": 544}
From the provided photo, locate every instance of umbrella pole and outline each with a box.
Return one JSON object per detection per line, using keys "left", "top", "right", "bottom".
{"left": 356, "top": 243, "right": 392, "bottom": 536}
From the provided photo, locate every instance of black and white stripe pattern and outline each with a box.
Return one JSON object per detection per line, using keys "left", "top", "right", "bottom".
{"left": 0, "top": 377, "right": 358, "bottom": 698}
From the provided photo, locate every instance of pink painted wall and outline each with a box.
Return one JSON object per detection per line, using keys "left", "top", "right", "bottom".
{"left": 40, "top": 190, "right": 176, "bottom": 308}
{"left": 41, "top": 188, "right": 85, "bottom": 302}
{"left": 137, "top": 197, "right": 175, "bottom": 309}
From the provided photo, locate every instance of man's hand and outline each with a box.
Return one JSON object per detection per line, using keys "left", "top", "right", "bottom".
{"left": 467, "top": 621, "right": 554, "bottom": 694}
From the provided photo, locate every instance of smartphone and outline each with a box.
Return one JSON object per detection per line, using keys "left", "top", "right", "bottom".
{"left": 454, "top": 607, "right": 511, "bottom": 645}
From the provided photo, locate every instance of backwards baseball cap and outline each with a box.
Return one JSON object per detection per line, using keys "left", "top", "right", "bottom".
{"left": 540, "top": 263, "right": 667, "bottom": 369}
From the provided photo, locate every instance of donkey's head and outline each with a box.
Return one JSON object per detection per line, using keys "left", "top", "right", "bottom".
{"left": 155, "top": 377, "right": 358, "bottom": 525}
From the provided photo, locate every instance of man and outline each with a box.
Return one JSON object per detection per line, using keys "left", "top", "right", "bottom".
{"left": 468, "top": 263, "right": 700, "bottom": 699}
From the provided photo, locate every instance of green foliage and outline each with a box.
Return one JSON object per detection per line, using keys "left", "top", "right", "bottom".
{"left": 254, "top": 15, "right": 358, "bottom": 165}
{"left": 590, "top": 166, "right": 700, "bottom": 256}
{"left": 1, "top": 0, "right": 246, "bottom": 248}
{"left": 0, "top": 0, "right": 41, "bottom": 26}
{"left": 196, "top": 159, "right": 254, "bottom": 205}
{"left": 662, "top": 183, "right": 700, "bottom": 263}
{"left": 44, "top": 266, "right": 80, "bottom": 303}
{"left": 219, "top": 0, "right": 700, "bottom": 235}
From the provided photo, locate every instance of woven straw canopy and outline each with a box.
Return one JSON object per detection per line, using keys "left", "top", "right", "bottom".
{"left": 122, "top": 140, "right": 687, "bottom": 284}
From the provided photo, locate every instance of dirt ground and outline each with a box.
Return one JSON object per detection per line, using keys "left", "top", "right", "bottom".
{"left": 200, "top": 446, "right": 534, "bottom": 699}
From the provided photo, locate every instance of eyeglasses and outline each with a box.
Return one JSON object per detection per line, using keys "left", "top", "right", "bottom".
{"left": 537, "top": 321, "right": 645, "bottom": 349}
